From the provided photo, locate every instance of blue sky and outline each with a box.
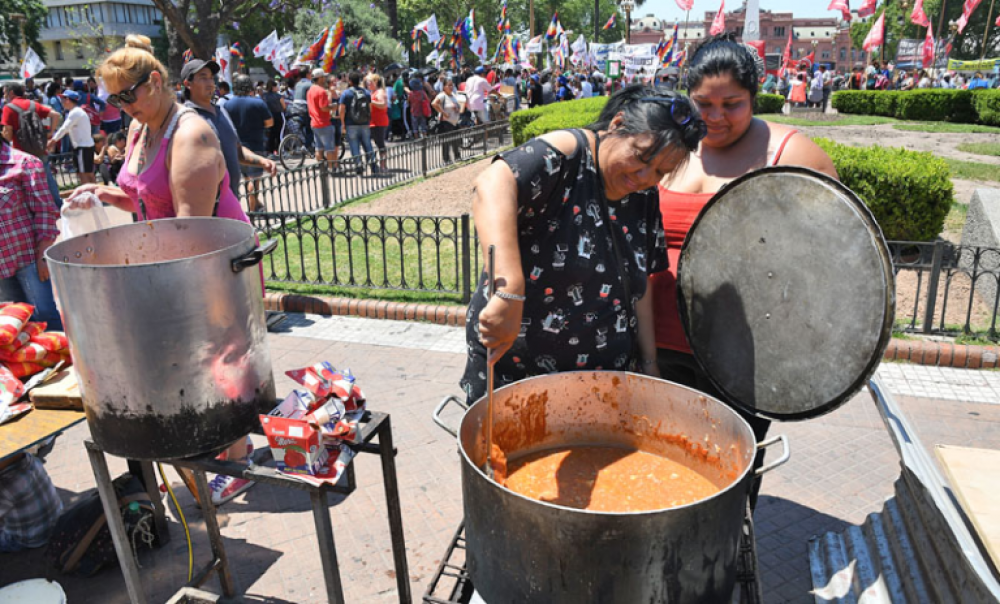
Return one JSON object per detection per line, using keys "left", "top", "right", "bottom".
{"left": 634, "top": 0, "right": 834, "bottom": 23}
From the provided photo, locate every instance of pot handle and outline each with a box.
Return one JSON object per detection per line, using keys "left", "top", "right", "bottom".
{"left": 432, "top": 394, "right": 468, "bottom": 437}
{"left": 754, "top": 434, "right": 790, "bottom": 476}
{"left": 232, "top": 239, "right": 278, "bottom": 273}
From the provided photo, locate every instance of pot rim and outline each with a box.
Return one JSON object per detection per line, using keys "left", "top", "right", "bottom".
{"left": 45, "top": 217, "right": 255, "bottom": 270}
{"left": 458, "top": 370, "right": 758, "bottom": 517}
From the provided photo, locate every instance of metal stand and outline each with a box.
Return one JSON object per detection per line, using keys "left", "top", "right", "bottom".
{"left": 85, "top": 411, "right": 411, "bottom": 604}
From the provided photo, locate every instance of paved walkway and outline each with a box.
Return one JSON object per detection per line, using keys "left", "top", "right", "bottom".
{"left": 3, "top": 314, "right": 999, "bottom": 603}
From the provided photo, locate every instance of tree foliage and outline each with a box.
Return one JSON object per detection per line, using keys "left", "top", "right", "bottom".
{"left": 290, "top": 0, "right": 400, "bottom": 71}
{"left": 0, "top": 0, "right": 47, "bottom": 68}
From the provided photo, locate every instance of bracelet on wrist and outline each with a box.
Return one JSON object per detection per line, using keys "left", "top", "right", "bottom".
{"left": 494, "top": 290, "right": 526, "bottom": 302}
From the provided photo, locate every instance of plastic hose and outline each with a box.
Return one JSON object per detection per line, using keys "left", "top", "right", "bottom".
{"left": 157, "top": 463, "right": 193, "bottom": 582}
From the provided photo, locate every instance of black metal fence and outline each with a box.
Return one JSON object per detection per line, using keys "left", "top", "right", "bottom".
{"left": 889, "top": 241, "right": 1000, "bottom": 339}
{"left": 243, "top": 121, "right": 511, "bottom": 215}
{"left": 48, "top": 152, "right": 81, "bottom": 189}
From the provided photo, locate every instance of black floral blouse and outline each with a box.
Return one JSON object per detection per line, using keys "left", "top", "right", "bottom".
{"left": 460, "top": 129, "right": 669, "bottom": 403}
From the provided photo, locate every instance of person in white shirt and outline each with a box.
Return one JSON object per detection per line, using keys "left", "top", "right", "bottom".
{"left": 578, "top": 74, "right": 593, "bottom": 98}
{"left": 46, "top": 90, "right": 96, "bottom": 184}
{"left": 465, "top": 66, "right": 491, "bottom": 125}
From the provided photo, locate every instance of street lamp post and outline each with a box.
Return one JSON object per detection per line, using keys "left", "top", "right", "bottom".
{"left": 622, "top": 0, "right": 634, "bottom": 45}
{"left": 812, "top": 38, "right": 818, "bottom": 71}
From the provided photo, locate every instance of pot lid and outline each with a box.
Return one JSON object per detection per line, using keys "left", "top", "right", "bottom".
{"left": 676, "top": 167, "right": 895, "bottom": 421}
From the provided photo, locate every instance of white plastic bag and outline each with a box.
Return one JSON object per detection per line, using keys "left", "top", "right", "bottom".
{"left": 59, "top": 193, "right": 109, "bottom": 239}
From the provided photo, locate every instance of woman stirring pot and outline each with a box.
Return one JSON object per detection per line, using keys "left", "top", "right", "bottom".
{"left": 64, "top": 44, "right": 257, "bottom": 507}
{"left": 652, "top": 34, "right": 838, "bottom": 506}
{"left": 460, "top": 86, "right": 706, "bottom": 403}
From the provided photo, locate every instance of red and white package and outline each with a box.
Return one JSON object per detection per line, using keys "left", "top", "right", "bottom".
{"left": 0, "top": 323, "right": 47, "bottom": 361}
{"left": 29, "top": 331, "right": 69, "bottom": 352}
{"left": 0, "top": 304, "right": 34, "bottom": 347}
{"left": 285, "top": 364, "right": 333, "bottom": 401}
{"left": 4, "top": 362, "right": 46, "bottom": 379}
{"left": 0, "top": 364, "right": 28, "bottom": 425}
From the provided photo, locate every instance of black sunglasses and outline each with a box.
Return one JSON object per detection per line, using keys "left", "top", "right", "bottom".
{"left": 107, "top": 72, "right": 151, "bottom": 108}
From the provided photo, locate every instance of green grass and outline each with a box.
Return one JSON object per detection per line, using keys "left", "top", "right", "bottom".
{"left": 945, "top": 202, "right": 969, "bottom": 234}
{"left": 957, "top": 142, "right": 1000, "bottom": 157}
{"left": 762, "top": 115, "right": 899, "bottom": 127}
{"left": 893, "top": 122, "right": 1000, "bottom": 134}
{"left": 943, "top": 158, "right": 1000, "bottom": 182}
{"left": 262, "top": 213, "right": 471, "bottom": 305}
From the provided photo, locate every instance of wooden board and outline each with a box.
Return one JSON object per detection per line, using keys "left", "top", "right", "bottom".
{"left": 935, "top": 444, "right": 1000, "bottom": 572}
{"left": 0, "top": 407, "right": 86, "bottom": 463}
{"left": 28, "top": 368, "right": 83, "bottom": 410}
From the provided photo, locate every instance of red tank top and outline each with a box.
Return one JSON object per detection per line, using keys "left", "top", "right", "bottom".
{"left": 652, "top": 129, "right": 798, "bottom": 352}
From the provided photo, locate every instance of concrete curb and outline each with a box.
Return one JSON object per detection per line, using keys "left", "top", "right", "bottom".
{"left": 265, "top": 292, "right": 999, "bottom": 370}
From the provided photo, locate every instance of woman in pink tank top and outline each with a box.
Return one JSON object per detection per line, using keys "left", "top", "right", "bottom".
{"left": 652, "top": 33, "right": 839, "bottom": 508}
{"left": 65, "top": 45, "right": 257, "bottom": 507}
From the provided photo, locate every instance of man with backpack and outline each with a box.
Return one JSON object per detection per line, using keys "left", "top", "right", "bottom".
{"left": 46, "top": 91, "right": 96, "bottom": 185}
{"left": 339, "top": 71, "right": 378, "bottom": 175}
{"left": 1, "top": 82, "right": 62, "bottom": 205}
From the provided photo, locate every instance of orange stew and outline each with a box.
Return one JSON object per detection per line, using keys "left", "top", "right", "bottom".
{"left": 505, "top": 445, "right": 720, "bottom": 512}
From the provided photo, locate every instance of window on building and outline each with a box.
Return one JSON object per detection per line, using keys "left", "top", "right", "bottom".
{"left": 822, "top": 50, "right": 831, "bottom": 59}
{"left": 811, "top": 31, "right": 815, "bottom": 37}
{"left": 773, "top": 46, "right": 782, "bottom": 54}
{"left": 74, "top": 43, "right": 84, "bottom": 59}
{"left": 774, "top": 26, "right": 785, "bottom": 37}
{"left": 839, "top": 48, "right": 846, "bottom": 60}
{"left": 55, "top": 41, "right": 64, "bottom": 61}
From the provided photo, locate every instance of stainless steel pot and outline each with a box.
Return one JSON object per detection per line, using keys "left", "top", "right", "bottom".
{"left": 46, "top": 218, "right": 277, "bottom": 460}
{"left": 434, "top": 371, "right": 789, "bottom": 603}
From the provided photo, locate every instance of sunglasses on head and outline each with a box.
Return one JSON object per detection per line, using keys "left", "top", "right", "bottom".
{"left": 107, "top": 72, "right": 151, "bottom": 108}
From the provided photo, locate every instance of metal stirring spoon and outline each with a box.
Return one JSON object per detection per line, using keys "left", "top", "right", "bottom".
{"left": 485, "top": 244, "right": 496, "bottom": 482}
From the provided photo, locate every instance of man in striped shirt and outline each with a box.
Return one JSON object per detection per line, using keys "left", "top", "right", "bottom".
{"left": 0, "top": 138, "right": 62, "bottom": 330}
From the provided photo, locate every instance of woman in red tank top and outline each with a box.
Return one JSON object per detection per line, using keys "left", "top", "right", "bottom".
{"left": 652, "top": 34, "right": 839, "bottom": 505}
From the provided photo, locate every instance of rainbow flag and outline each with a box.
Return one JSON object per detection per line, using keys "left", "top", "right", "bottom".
{"left": 298, "top": 27, "right": 330, "bottom": 63}
{"left": 603, "top": 14, "right": 616, "bottom": 30}
{"left": 320, "top": 19, "right": 345, "bottom": 73}
{"left": 672, "top": 50, "right": 687, "bottom": 67}
{"left": 182, "top": 49, "right": 194, "bottom": 63}
{"left": 545, "top": 12, "right": 561, "bottom": 40}
{"left": 353, "top": 37, "right": 364, "bottom": 51}
{"left": 497, "top": 0, "right": 507, "bottom": 31}
{"left": 659, "top": 22, "right": 678, "bottom": 66}
{"left": 230, "top": 42, "right": 245, "bottom": 72}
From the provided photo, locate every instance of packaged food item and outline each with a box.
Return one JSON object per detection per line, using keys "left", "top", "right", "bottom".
{"left": 37, "top": 351, "right": 68, "bottom": 368}
{"left": 0, "top": 323, "right": 47, "bottom": 361}
{"left": 0, "top": 304, "right": 34, "bottom": 347}
{"left": 29, "top": 331, "right": 69, "bottom": 352}
{"left": 305, "top": 397, "right": 345, "bottom": 427}
{"left": 3, "top": 361, "right": 45, "bottom": 379}
{"left": 285, "top": 362, "right": 366, "bottom": 412}
{"left": 259, "top": 391, "right": 328, "bottom": 475}
{"left": 285, "top": 364, "right": 333, "bottom": 401}
{"left": 0, "top": 342, "right": 47, "bottom": 363}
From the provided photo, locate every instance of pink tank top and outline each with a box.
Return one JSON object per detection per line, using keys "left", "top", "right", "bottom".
{"left": 117, "top": 108, "right": 249, "bottom": 224}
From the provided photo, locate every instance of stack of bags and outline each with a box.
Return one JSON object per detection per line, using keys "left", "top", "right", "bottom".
{"left": 0, "top": 303, "right": 73, "bottom": 422}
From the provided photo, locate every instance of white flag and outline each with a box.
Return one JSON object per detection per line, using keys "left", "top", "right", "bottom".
{"left": 426, "top": 50, "right": 439, "bottom": 64}
{"left": 268, "top": 36, "right": 295, "bottom": 62}
{"left": 571, "top": 34, "right": 587, "bottom": 55}
{"left": 254, "top": 30, "right": 278, "bottom": 58}
{"left": 526, "top": 35, "right": 543, "bottom": 54}
{"left": 401, "top": 49, "right": 410, "bottom": 64}
{"left": 472, "top": 26, "right": 489, "bottom": 62}
{"left": 20, "top": 47, "right": 46, "bottom": 80}
{"left": 415, "top": 14, "right": 441, "bottom": 44}
{"left": 215, "top": 46, "right": 232, "bottom": 85}
{"left": 272, "top": 55, "right": 290, "bottom": 76}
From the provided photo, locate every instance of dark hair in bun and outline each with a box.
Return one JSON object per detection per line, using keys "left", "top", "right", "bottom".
{"left": 687, "top": 33, "right": 760, "bottom": 102}
{"left": 587, "top": 84, "right": 705, "bottom": 157}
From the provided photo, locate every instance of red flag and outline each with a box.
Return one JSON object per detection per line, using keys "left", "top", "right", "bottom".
{"left": 710, "top": 0, "right": 726, "bottom": 35}
{"left": 910, "top": 0, "right": 931, "bottom": 26}
{"left": 957, "top": 0, "right": 983, "bottom": 33}
{"left": 996, "top": 12, "right": 1000, "bottom": 25}
{"left": 858, "top": 0, "right": 877, "bottom": 18}
{"left": 780, "top": 29, "right": 792, "bottom": 76}
{"left": 863, "top": 12, "right": 885, "bottom": 51}
{"left": 828, "top": 0, "right": 852, "bottom": 22}
{"left": 676, "top": 0, "right": 694, "bottom": 10}
{"left": 922, "top": 21, "right": 935, "bottom": 68}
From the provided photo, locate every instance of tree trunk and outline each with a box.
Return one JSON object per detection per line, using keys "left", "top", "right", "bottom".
{"left": 164, "top": 21, "right": 184, "bottom": 81}
{"left": 386, "top": 0, "right": 398, "bottom": 39}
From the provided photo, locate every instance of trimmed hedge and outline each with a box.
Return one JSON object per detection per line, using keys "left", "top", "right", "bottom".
{"left": 832, "top": 89, "right": 992, "bottom": 124}
{"left": 814, "top": 138, "right": 952, "bottom": 241}
{"left": 755, "top": 93, "right": 785, "bottom": 114}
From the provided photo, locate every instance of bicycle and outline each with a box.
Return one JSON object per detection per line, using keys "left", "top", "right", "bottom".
{"left": 278, "top": 111, "right": 313, "bottom": 171}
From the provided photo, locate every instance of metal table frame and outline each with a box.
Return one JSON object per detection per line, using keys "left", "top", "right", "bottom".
{"left": 85, "top": 411, "right": 411, "bottom": 604}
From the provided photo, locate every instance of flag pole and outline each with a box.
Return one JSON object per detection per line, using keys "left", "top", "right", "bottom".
{"left": 981, "top": 0, "right": 997, "bottom": 60}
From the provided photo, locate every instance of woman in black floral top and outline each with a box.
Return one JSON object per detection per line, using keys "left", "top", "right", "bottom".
{"left": 461, "top": 85, "right": 706, "bottom": 402}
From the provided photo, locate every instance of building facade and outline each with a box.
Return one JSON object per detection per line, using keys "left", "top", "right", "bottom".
{"left": 630, "top": 6, "right": 866, "bottom": 72}
{"left": 38, "top": 0, "right": 163, "bottom": 77}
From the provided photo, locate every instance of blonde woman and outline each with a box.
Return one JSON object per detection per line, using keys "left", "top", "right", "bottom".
{"left": 65, "top": 45, "right": 257, "bottom": 506}
{"left": 366, "top": 73, "right": 389, "bottom": 171}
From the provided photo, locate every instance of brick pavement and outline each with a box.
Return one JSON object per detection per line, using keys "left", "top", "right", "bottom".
{"left": 3, "top": 313, "right": 999, "bottom": 603}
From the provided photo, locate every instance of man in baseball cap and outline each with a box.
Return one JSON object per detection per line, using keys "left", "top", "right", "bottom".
{"left": 307, "top": 68, "right": 339, "bottom": 168}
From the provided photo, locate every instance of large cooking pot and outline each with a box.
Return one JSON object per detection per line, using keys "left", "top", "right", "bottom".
{"left": 434, "top": 371, "right": 789, "bottom": 603}
{"left": 432, "top": 167, "right": 895, "bottom": 602}
{"left": 46, "top": 218, "right": 276, "bottom": 460}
